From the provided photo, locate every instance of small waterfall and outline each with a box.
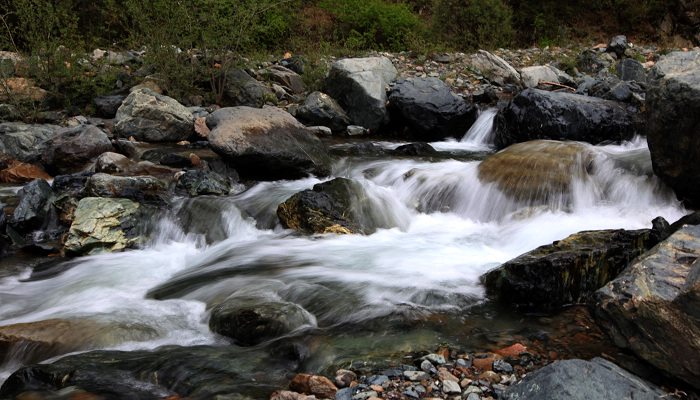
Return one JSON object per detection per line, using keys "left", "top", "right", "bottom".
{"left": 461, "top": 108, "right": 497, "bottom": 145}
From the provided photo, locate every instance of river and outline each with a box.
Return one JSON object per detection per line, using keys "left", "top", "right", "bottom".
{"left": 0, "top": 110, "right": 687, "bottom": 397}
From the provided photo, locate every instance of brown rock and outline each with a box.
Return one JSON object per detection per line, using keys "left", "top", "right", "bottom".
{"left": 437, "top": 347, "right": 450, "bottom": 360}
{"left": 0, "top": 77, "right": 47, "bottom": 102}
{"left": 289, "top": 373, "right": 338, "bottom": 398}
{"left": 478, "top": 140, "right": 594, "bottom": 203}
{"left": 495, "top": 343, "right": 528, "bottom": 357}
{"left": 473, "top": 353, "right": 502, "bottom": 371}
{"left": 335, "top": 369, "right": 357, "bottom": 388}
{"left": 189, "top": 153, "right": 202, "bottom": 168}
{"left": 437, "top": 368, "right": 459, "bottom": 383}
{"left": 194, "top": 117, "right": 210, "bottom": 138}
{"left": 0, "top": 161, "right": 51, "bottom": 183}
{"left": 478, "top": 371, "right": 501, "bottom": 384}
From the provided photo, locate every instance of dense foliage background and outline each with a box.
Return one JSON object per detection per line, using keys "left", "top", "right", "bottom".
{"left": 0, "top": 0, "right": 681, "bottom": 116}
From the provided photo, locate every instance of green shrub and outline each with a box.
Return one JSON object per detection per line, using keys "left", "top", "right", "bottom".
{"left": 319, "top": 0, "right": 424, "bottom": 51}
{"left": 432, "top": 0, "right": 514, "bottom": 51}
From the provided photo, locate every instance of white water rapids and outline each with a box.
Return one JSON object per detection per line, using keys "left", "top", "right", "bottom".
{"left": 0, "top": 110, "right": 688, "bottom": 385}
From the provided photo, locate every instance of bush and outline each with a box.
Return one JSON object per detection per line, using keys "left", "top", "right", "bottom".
{"left": 319, "top": 0, "right": 424, "bottom": 50}
{"left": 432, "top": 0, "right": 514, "bottom": 50}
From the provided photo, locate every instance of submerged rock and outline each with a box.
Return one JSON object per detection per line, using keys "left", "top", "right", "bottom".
{"left": 595, "top": 223, "right": 700, "bottom": 389}
{"left": 646, "top": 50, "right": 700, "bottom": 206}
{"left": 277, "top": 178, "right": 381, "bottom": 235}
{"left": 323, "top": 57, "right": 397, "bottom": 132}
{"left": 63, "top": 197, "right": 152, "bottom": 255}
{"left": 494, "top": 89, "right": 640, "bottom": 149}
{"left": 0, "top": 318, "right": 158, "bottom": 366}
{"left": 209, "top": 298, "right": 315, "bottom": 346}
{"left": 504, "top": 357, "right": 667, "bottom": 399}
{"left": 481, "top": 228, "right": 656, "bottom": 310}
{"left": 207, "top": 106, "right": 332, "bottom": 180}
{"left": 477, "top": 140, "right": 594, "bottom": 204}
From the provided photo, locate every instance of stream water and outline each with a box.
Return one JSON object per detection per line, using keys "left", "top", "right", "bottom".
{"left": 0, "top": 110, "right": 688, "bottom": 397}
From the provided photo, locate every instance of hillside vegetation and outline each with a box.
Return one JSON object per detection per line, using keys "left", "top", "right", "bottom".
{"left": 0, "top": 0, "right": 690, "bottom": 117}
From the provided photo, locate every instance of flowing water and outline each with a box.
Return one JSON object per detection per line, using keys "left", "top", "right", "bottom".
{"left": 0, "top": 110, "right": 688, "bottom": 396}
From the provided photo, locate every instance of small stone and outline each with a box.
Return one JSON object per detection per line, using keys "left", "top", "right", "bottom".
{"left": 365, "top": 375, "right": 389, "bottom": 386}
{"left": 459, "top": 379, "right": 473, "bottom": 389}
{"left": 404, "top": 370, "right": 431, "bottom": 381}
{"left": 478, "top": 371, "right": 500, "bottom": 384}
{"left": 346, "top": 125, "right": 368, "bottom": 136}
{"left": 465, "top": 393, "right": 480, "bottom": 400}
{"left": 289, "top": 373, "right": 338, "bottom": 399}
{"left": 422, "top": 354, "right": 446, "bottom": 365}
{"left": 335, "top": 369, "right": 357, "bottom": 389}
{"left": 421, "top": 360, "right": 434, "bottom": 372}
{"left": 442, "top": 380, "right": 461, "bottom": 395}
{"left": 352, "top": 390, "right": 377, "bottom": 400}
{"left": 438, "top": 368, "right": 459, "bottom": 383}
{"left": 495, "top": 343, "right": 527, "bottom": 357}
{"left": 493, "top": 359, "right": 513, "bottom": 374}
{"left": 436, "top": 348, "right": 450, "bottom": 360}
{"left": 369, "top": 385, "right": 383, "bottom": 393}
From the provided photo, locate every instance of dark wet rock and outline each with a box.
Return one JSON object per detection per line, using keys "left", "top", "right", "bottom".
{"left": 209, "top": 298, "right": 314, "bottom": 346}
{"left": 269, "top": 65, "right": 304, "bottom": 94}
{"left": 617, "top": 58, "right": 647, "bottom": 83}
{"left": 297, "top": 91, "right": 351, "bottom": 132}
{"left": 206, "top": 106, "right": 332, "bottom": 180}
{"left": 477, "top": 140, "right": 594, "bottom": 203}
{"left": 39, "top": 124, "right": 113, "bottom": 175}
{"left": 646, "top": 50, "right": 700, "bottom": 206}
{"left": 64, "top": 197, "right": 152, "bottom": 255}
{"left": 0, "top": 318, "right": 159, "bottom": 367}
{"left": 481, "top": 228, "right": 656, "bottom": 311}
{"left": 579, "top": 74, "right": 637, "bottom": 104}
{"left": 277, "top": 178, "right": 380, "bottom": 235}
{"left": 51, "top": 171, "right": 94, "bottom": 194}
{"left": 607, "top": 35, "right": 628, "bottom": 58}
{"left": 470, "top": 50, "right": 521, "bottom": 87}
{"left": 494, "top": 88, "right": 640, "bottom": 149}
{"left": 82, "top": 173, "right": 169, "bottom": 198}
{"left": 389, "top": 142, "right": 438, "bottom": 157}
{"left": 0, "top": 345, "right": 294, "bottom": 400}
{"left": 280, "top": 55, "right": 306, "bottom": 75}
{"left": 329, "top": 142, "right": 385, "bottom": 157}
{"left": 323, "top": 57, "right": 397, "bottom": 132}
{"left": 504, "top": 357, "right": 667, "bottom": 399}
{"left": 388, "top": 77, "right": 477, "bottom": 141}
{"left": 576, "top": 50, "right": 611, "bottom": 74}
{"left": 0, "top": 122, "right": 59, "bottom": 160}
{"left": 595, "top": 223, "right": 700, "bottom": 389}
{"left": 114, "top": 88, "right": 195, "bottom": 142}
{"left": 176, "top": 169, "right": 230, "bottom": 196}
{"left": 471, "top": 87, "right": 499, "bottom": 104}
{"left": 8, "top": 178, "right": 54, "bottom": 234}
{"left": 225, "top": 69, "right": 278, "bottom": 107}
{"left": 112, "top": 138, "right": 138, "bottom": 158}
{"left": 159, "top": 152, "right": 191, "bottom": 168}
{"left": 93, "top": 94, "right": 126, "bottom": 118}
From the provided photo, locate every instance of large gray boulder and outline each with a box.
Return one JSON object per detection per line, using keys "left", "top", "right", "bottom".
{"left": 64, "top": 197, "right": 152, "bottom": 255}
{"left": 297, "top": 91, "right": 351, "bottom": 132}
{"left": 40, "top": 125, "right": 113, "bottom": 175}
{"left": 519, "top": 65, "right": 560, "bottom": 88}
{"left": 470, "top": 50, "right": 521, "bottom": 87}
{"left": 114, "top": 88, "right": 194, "bottom": 142}
{"left": 0, "top": 122, "right": 59, "bottom": 160}
{"left": 206, "top": 106, "right": 332, "bottom": 180}
{"left": 595, "top": 223, "right": 700, "bottom": 389}
{"left": 224, "top": 69, "right": 278, "bottom": 107}
{"left": 494, "top": 88, "right": 640, "bottom": 149}
{"left": 387, "top": 77, "right": 477, "bottom": 141}
{"left": 322, "top": 57, "right": 397, "bottom": 132}
{"left": 504, "top": 358, "right": 667, "bottom": 399}
{"left": 646, "top": 50, "right": 700, "bottom": 206}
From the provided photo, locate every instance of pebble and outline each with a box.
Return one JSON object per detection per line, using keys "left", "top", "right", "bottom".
{"left": 442, "top": 380, "right": 461, "bottom": 394}
{"left": 404, "top": 370, "right": 431, "bottom": 381}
